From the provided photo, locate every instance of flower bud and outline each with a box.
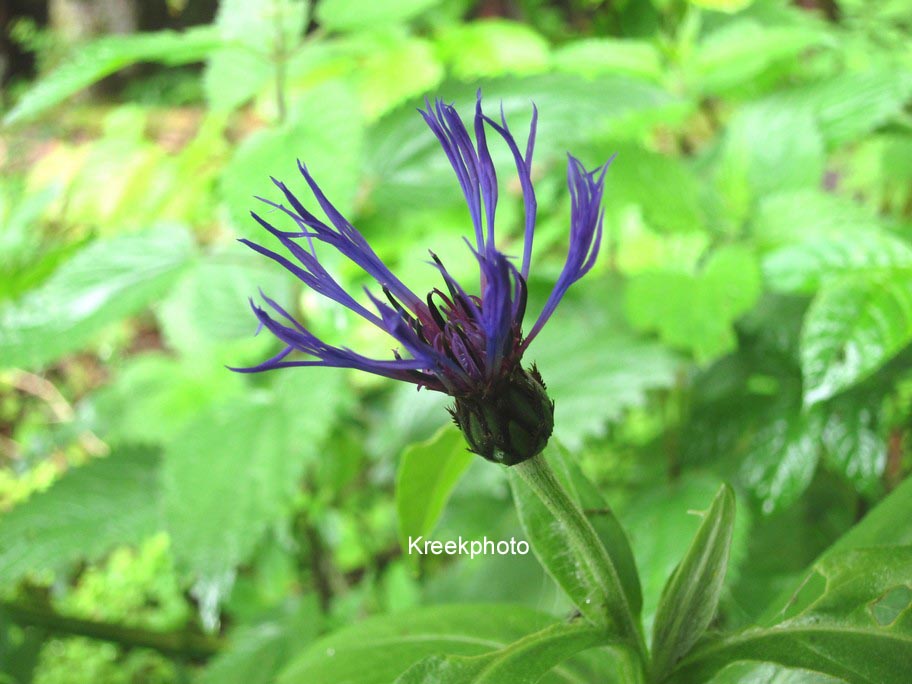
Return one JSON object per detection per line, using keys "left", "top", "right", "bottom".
{"left": 451, "top": 365, "right": 554, "bottom": 466}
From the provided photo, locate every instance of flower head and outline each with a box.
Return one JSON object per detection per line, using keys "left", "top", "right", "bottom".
{"left": 236, "top": 94, "right": 613, "bottom": 465}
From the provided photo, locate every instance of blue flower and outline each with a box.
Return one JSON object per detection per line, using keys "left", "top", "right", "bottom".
{"left": 237, "top": 94, "right": 613, "bottom": 464}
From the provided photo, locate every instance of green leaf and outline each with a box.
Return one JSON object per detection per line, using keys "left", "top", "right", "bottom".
{"left": 220, "top": 82, "right": 363, "bottom": 235}
{"left": 196, "top": 597, "right": 322, "bottom": 684}
{"left": 772, "top": 69, "right": 912, "bottom": 149}
{"left": 436, "top": 20, "right": 550, "bottom": 80}
{"left": 601, "top": 143, "right": 705, "bottom": 234}
{"left": 395, "top": 621, "right": 607, "bottom": 684}
{"left": 687, "top": 0, "right": 754, "bottom": 11}
{"left": 801, "top": 275, "right": 912, "bottom": 405}
{"left": 203, "top": 0, "right": 307, "bottom": 112}
{"left": 509, "top": 443, "right": 642, "bottom": 629}
{"left": 163, "top": 371, "right": 349, "bottom": 605}
{"left": 552, "top": 39, "right": 663, "bottom": 82}
{"left": 760, "top": 474, "right": 912, "bottom": 626}
{"left": 277, "top": 604, "right": 598, "bottom": 684}
{"left": 670, "top": 547, "right": 912, "bottom": 683}
{"left": 740, "top": 409, "right": 823, "bottom": 514}
{"left": 821, "top": 403, "right": 886, "bottom": 497}
{"left": 3, "top": 28, "right": 222, "bottom": 125}
{"left": 0, "top": 225, "right": 194, "bottom": 369}
{"left": 0, "top": 447, "right": 161, "bottom": 586}
{"left": 530, "top": 281, "right": 678, "bottom": 450}
{"left": 316, "top": 0, "right": 442, "bottom": 31}
{"left": 91, "top": 354, "right": 245, "bottom": 445}
{"left": 396, "top": 425, "right": 474, "bottom": 569}
{"left": 366, "top": 75, "right": 685, "bottom": 213}
{"left": 157, "top": 252, "right": 293, "bottom": 356}
{"left": 651, "top": 485, "right": 736, "bottom": 679}
{"left": 625, "top": 245, "right": 762, "bottom": 362}
{"left": 690, "top": 21, "right": 827, "bottom": 96}
{"left": 203, "top": 49, "right": 272, "bottom": 113}
{"left": 752, "top": 190, "right": 890, "bottom": 250}
{"left": 618, "top": 474, "right": 750, "bottom": 636}
{"left": 353, "top": 35, "right": 444, "bottom": 120}
{"left": 763, "top": 232, "right": 912, "bottom": 294}
{"left": 715, "top": 101, "right": 824, "bottom": 219}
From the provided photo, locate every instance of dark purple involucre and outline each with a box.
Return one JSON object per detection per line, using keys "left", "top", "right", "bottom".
{"left": 235, "top": 94, "right": 614, "bottom": 463}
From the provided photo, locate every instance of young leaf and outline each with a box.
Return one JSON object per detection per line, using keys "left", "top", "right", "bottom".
{"left": 669, "top": 547, "right": 912, "bottom": 683}
{"left": 802, "top": 275, "right": 912, "bottom": 405}
{"left": 0, "top": 447, "right": 161, "bottom": 586}
{"left": 276, "top": 604, "right": 598, "bottom": 684}
{"left": 650, "top": 484, "right": 736, "bottom": 680}
{"left": 394, "top": 621, "right": 608, "bottom": 684}
{"left": 396, "top": 425, "right": 474, "bottom": 569}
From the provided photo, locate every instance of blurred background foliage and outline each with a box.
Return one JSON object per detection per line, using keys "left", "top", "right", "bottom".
{"left": 0, "top": 0, "right": 911, "bottom": 681}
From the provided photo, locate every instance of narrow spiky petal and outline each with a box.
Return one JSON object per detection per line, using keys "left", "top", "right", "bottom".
{"left": 522, "top": 153, "right": 614, "bottom": 349}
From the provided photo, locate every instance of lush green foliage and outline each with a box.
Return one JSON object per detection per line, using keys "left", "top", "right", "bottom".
{"left": 1, "top": 0, "right": 912, "bottom": 682}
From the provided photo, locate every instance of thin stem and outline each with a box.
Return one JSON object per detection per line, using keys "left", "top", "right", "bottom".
{"left": 0, "top": 599, "right": 221, "bottom": 662}
{"left": 511, "top": 453, "right": 647, "bottom": 661}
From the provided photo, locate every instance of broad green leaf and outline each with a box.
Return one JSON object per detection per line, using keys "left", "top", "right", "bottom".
{"left": 691, "top": 21, "right": 827, "bottom": 95}
{"left": 509, "top": 443, "right": 642, "bottom": 634}
{"left": 531, "top": 281, "right": 678, "bottom": 450}
{"left": 354, "top": 34, "right": 444, "bottom": 120}
{"left": 601, "top": 143, "right": 705, "bottom": 234}
{"left": 366, "top": 75, "right": 685, "bottom": 213}
{"left": 0, "top": 225, "right": 194, "bottom": 369}
{"left": 763, "top": 232, "right": 912, "bottom": 294}
{"left": 203, "top": 0, "right": 307, "bottom": 112}
{"left": 163, "top": 371, "right": 349, "bottom": 605}
{"left": 196, "top": 597, "right": 322, "bottom": 684}
{"left": 687, "top": 0, "right": 753, "bottom": 11}
{"left": 277, "top": 604, "right": 598, "bottom": 684}
{"left": 157, "top": 251, "right": 293, "bottom": 357}
{"left": 740, "top": 410, "right": 823, "bottom": 514}
{"left": 220, "top": 82, "right": 363, "bottom": 235}
{"left": 669, "top": 547, "right": 912, "bottom": 683}
{"left": 707, "top": 662, "right": 845, "bottom": 683}
{"left": 203, "top": 49, "right": 272, "bottom": 112}
{"left": 715, "top": 101, "right": 824, "bottom": 219}
{"left": 436, "top": 20, "right": 550, "bottom": 80}
{"left": 752, "top": 190, "right": 889, "bottom": 249}
{"left": 821, "top": 404, "right": 886, "bottom": 497}
{"left": 651, "top": 485, "right": 735, "bottom": 679}
{"left": 396, "top": 425, "right": 474, "bottom": 568}
{"left": 772, "top": 69, "right": 912, "bottom": 149}
{"left": 625, "top": 245, "right": 761, "bottom": 363}
{"left": 395, "top": 621, "right": 608, "bottom": 684}
{"left": 801, "top": 275, "right": 912, "bottom": 405}
{"left": 552, "top": 39, "right": 663, "bottom": 81}
{"left": 91, "top": 354, "right": 245, "bottom": 445}
{"left": 3, "top": 28, "right": 222, "bottom": 125}
{"left": 0, "top": 447, "right": 161, "bottom": 586}
{"left": 760, "top": 474, "right": 912, "bottom": 626}
{"left": 316, "top": 0, "right": 442, "bottom": 31}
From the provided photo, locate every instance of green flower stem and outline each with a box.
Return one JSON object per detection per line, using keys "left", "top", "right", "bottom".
{"left": 511, "top": 452, "right": 646, "bottom": 660}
